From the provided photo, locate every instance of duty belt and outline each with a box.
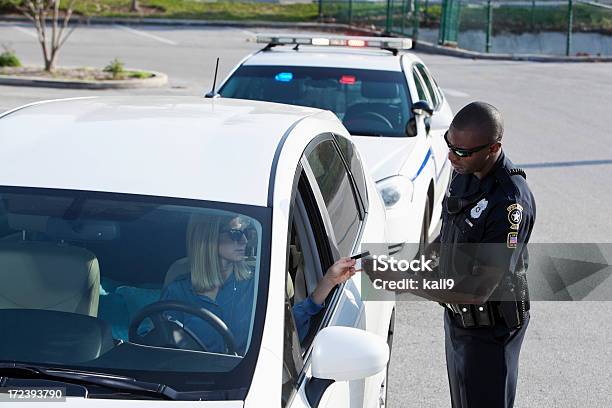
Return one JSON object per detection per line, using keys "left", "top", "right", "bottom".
{"left": 444, "top": 301, "right": 529, "bottom": 329}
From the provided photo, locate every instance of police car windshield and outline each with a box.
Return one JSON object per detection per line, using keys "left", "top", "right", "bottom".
{"left": 219, "top": 65, "right": 412, "bottom": 137}
{"left": 0, "top": 187, "right": 270, "bottom": 398}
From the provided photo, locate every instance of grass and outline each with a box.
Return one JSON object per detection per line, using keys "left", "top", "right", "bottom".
{"left": 0, "top": 0, "right": 610, "bottom": 33}
{"left": 0, "top": 0, "right": 319, "bottom": 22}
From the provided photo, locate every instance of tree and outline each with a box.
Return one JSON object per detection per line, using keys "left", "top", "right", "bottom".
{"left": 130, "top": 0, "right": 139, "bottom": 12}
{"left": 19, "top": 0, "right": 78, "bottom": 72}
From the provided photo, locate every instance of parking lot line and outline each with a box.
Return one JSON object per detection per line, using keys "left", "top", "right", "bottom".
{"left": 13, "top": 25, "right": 38, "bottom": 39}
{"left": 113, "top": 25, "right": 178, "bottom": 46}
{"left": 443, "top": 88, "right": 470, "bottom": 98}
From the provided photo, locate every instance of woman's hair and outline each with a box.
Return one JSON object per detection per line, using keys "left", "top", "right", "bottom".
{"left": 187, "top": 213, "right": 252, "bottom": 293}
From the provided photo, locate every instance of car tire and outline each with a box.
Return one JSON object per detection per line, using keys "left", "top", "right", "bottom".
{"left": 379, "top": 310, "right": 395, "bottom": 408}
{"left": 418, "top": 195, "right": 431, "bottom": 256}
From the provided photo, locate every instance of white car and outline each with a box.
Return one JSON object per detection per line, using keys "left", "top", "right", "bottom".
{"left": 0, "top": 97, "right": 394, "bottom": 408}
{"left": 216, "top": 34, "right": 454, "bottom": 255}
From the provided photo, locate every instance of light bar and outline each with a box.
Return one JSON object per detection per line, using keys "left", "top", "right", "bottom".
{"left": 256, "top": 33, "right": 413, "bottom": 52}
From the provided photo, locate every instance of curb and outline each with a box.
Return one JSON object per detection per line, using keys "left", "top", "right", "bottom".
{"left": 0, "top": 69, "right": 168, "bottom": 89}
{"left": 413, "top": 40, "right": 612, "bottom": 63}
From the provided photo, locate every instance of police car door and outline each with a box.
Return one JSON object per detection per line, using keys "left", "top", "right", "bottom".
{"left": 412, "top": 63, "right": 453, "bottom": 203}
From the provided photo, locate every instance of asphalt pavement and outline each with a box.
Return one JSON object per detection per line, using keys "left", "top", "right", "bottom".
{"left": 1, "top": 21, "right": 612, "bottom": 407}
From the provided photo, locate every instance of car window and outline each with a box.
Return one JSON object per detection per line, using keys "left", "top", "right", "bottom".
{"left": 306, "top": 140, "right": 360, "bottom": 257}
{"left": 219, "top": 65, "right": 412, "bottom": 137}
{"left": 412, "top": 67, "right": 432, "bottom": 105}
{"left": 416, "top": 64, "right": 440, "bottom": 109}
{"left": 0, "top": 187, "right": 271, "bottom": 395}
{"left": 335, "top": 134, "right": 368, "bottom": 216}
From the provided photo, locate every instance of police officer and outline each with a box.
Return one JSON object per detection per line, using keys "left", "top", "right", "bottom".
{"left": 365, "top": 101, "right": 535, "bottom": 408}
{"left": 436, "top": 101, "right": 535, "bottom": 408}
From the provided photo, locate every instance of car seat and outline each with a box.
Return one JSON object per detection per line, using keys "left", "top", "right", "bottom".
{"left": 0, "top": 241, "right": 100, "bottom": 317}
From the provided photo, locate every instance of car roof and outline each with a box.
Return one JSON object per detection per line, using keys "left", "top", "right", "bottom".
{"left": 242, "top": 46, "right": 421, "bottom": 71}
{"left": 0, "top": 96, "right": 324, "bottom": 207}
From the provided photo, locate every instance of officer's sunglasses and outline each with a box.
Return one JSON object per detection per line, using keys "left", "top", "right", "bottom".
{"left": 444, "top": 131, "right": 492, "bottom": 158}
{"left": 220, "top": 228, "right": 250, "bottom": 242}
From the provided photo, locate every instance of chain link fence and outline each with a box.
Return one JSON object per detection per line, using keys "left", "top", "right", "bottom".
{"left": 318, "top": 0, "right": 612, "bottom": 56}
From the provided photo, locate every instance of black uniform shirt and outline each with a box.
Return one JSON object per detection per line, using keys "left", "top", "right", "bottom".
{"left": 438, "top": 151, "right": 536, "bottom": 305}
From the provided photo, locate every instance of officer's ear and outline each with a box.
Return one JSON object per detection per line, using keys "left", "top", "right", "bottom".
{"left": 490, "top": 142, "right": 502, "bottom": 153}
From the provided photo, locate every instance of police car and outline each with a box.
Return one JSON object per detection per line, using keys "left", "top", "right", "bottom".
{"left": 0, "top": 96, "right": 393, "bottom": 407}
{"left": 216, "top": 34, "right": 453, "bottom": 254}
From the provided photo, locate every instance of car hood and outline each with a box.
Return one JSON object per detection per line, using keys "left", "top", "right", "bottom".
{"left": 351, "top": 136, "right": 417, "bottom": 182}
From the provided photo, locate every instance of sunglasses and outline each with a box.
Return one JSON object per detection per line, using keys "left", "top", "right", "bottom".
{"left": 220, "top": 228, "right": 250, "bottom": 242}
{"left": 444, "top": 131, "right": 492, "bottom": 158}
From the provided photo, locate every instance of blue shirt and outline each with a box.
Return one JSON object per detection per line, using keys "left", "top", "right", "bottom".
{"left": 161, "top": 274, "right": 323, "bottom": 354}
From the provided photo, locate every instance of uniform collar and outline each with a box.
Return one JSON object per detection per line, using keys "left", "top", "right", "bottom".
{"left": 448, "top": 151, "right": 506, "bottom": 200}
{"left": 477, "top": 150, "right": 506, "bottom": 194}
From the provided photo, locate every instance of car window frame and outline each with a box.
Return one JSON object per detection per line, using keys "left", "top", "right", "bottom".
{"left": 411, "top": 66, "right": 433, "bottom": 107}
{"left": 415, "top": 63, "right": 442, "bottom": 111}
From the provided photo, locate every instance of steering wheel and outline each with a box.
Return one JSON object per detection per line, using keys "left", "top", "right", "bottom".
{"left": 128, "top": 300, "right": 238, "bottom": 355}
{"left": 345, "top": 111, "right": 394, "bottom": 130}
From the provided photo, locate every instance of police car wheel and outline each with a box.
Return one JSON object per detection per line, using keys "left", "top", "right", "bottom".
{"left": 418, "top": 196, "right": 431, "bottom": 256}
{"left": 379, "top": 310, "right": 395, "bottom": 407}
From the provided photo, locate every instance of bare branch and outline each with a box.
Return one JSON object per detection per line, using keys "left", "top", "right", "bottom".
{"left": 57, "top": 0, "right": 76, "bottom": 48}
{"left": 58, "top": 24, "right": 77, "bottom": 49}
{"left": 52, "top": 0, "right": 59, "bottom": 51}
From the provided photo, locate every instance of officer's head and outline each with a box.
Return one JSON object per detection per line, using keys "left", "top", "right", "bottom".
{"left": 446, "top": 102, "right": 503, "bottom": 176}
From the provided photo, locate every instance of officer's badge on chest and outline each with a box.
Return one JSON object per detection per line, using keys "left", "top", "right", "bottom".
{"left": 470, "top": 198, "right": 488, "bottom": 219}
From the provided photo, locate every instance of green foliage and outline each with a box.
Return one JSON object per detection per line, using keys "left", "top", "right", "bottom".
{"left": 103, "top": 57, "right": 125, "bottom": 78}
{"left": 0, "top": 47, "right": 21, "bottom": 67}
{"left": 129, "top": 70, "right": 152, "bottom": 79}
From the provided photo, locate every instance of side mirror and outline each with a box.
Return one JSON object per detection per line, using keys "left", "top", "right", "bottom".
{"left": 305, "top": 326, "right": 389, "bottom": 408}
{"left": 411, "top": 100, "right": 434, "bottom": 117}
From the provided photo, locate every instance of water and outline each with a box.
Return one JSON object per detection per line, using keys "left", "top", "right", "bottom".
{"left": 418, "top": 28, "right": 612, "bottom": 56}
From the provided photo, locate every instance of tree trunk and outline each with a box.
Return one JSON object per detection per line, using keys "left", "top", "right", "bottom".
{"left": 130, "top": 0, "right": 140, "bottom": 12}
{"left": 45, "top": 53, "right": 57, "bottom": 72}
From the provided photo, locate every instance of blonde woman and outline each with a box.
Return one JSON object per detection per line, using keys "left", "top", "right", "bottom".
{"left": 161, "top": 214, "right": 356, "bottom": 354}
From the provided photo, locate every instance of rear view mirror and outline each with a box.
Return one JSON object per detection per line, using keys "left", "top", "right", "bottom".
{"left": 412, "top": 100, "right": 434, "bottom": 116}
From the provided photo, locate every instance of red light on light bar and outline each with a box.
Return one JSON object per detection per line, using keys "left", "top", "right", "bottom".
{"left": 347, "top": 39, "right": 366, "bottom": 47}
{"left": 339, "top": 75, "right": 356, "bottom": 85}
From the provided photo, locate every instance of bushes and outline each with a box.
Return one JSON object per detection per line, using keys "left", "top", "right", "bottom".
{"left": 103, "top": 58, "right": 125, "bottom": 79}
{"left": 0, "top": 47, "right": 21, "bottom": 67}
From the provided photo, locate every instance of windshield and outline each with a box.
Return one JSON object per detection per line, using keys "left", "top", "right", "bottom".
{"left": 219, "top": 65, "right": 412, "bottom": 137}
{"left": 0, "top": 187, "right": 271, "bottom": 397}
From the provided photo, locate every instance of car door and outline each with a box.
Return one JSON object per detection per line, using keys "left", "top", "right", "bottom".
{"left": 282, "top": 135, "right": 370, "bottom": 408}
{"left": 413, "top": 63, "right": 453, "bottom": 204}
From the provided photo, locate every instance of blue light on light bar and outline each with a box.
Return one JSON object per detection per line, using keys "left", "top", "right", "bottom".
{"left": 275, "top": 72, "right": 293, "bottom": 82}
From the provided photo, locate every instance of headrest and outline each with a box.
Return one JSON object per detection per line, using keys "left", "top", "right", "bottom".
{"left": 264, "top": 80, "right": 300, "bottom": 104}
{"left": 361, "top": 82, "right": 399, "bottom": 99}
{"left": 7, "top": 214, "right": 119, "bottom": 241}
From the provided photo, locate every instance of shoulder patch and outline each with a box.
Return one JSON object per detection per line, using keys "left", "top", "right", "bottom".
{"left": 507, "top": 232, "right": 518, "bottom": 248}
{"left": 507, "top": 203, "right": 523, "bottom": 230}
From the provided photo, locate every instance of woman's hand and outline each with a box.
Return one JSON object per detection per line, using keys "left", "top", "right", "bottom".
{"left": 311, "top": 257, "right": 357, "bottom": 305}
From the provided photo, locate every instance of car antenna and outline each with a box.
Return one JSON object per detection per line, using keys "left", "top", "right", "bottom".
{"left": 204, "top": 57, "right": 220, "bottom": 98}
